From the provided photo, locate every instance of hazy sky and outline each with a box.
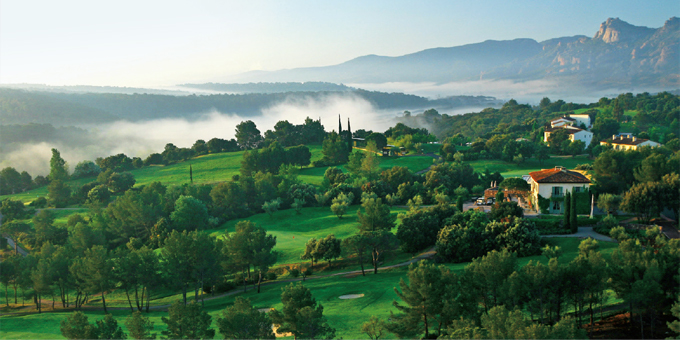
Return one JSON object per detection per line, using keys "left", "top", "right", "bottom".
{"left": 1, "top": 0, "right": 677, "bottom": 87}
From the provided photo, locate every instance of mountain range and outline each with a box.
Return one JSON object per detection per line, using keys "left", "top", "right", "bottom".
{"left": 225, "top": 17, "right": 679, "bottom": 90}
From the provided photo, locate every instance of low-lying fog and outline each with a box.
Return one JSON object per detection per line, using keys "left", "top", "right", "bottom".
{"left": 3, "top": 80, "right": 670, "bottom": 177}
{"left": 0, "top": 95, "right": 403, "bottom": 176}
{"left": 347, "top": 80, "right": 669, "bottom": 104}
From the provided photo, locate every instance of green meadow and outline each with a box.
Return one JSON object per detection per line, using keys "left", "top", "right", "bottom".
{"left": 0, "top": 237, "right": 621, "bottom": 340}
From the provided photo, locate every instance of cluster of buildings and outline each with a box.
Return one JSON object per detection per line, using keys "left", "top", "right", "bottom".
{"left": 543, "top": 114, "right": 661, "bottom": 150}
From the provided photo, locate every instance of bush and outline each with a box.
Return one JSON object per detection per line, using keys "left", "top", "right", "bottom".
{"left": 289, "top": 268, "right": 300, "bottom": 278}
{"left": 531, "top": 219, "right": 568, "bottom": 235}
{"left": 29, "top": 196, "right": 47, "bottom": 208}
{"left": 577, "top": 216, "right": 598, "bottom": 226}
{"left": 303, "top": 268, "right": 313, "bottom": 276}
{"left": 266, "top": 272, "right": 278, "bottom": 281}
{"left": 594, "top": 215, "right": 619, "bottom": 236}
{"left": 489, "top": 201, "right": 524, "bottom": 221}
{"left": 213, "top": 280, "right": 236, "bottom": 294}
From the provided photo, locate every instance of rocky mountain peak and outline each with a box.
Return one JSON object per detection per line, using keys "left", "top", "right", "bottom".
{"left": 660, "top": 16, "right": 680, "bottom": 32}
{"left": 593, "top": 17, "right": 654, "bottom": 43}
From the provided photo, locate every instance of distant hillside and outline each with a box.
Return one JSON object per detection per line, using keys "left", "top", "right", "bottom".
{"left": 225, "top": 17, "right": 679, "bottom": 90}
{"left": 0, "top": 84, "right": 189, "bottom": 95}
{"left": 0, "top": 89, "right": 118, "bottom": 125}
{"left": 180, "top": 82, "right": 353, "bottom": 93}
{"left": 0, "top": 88, "right": 500, "bottom": 125}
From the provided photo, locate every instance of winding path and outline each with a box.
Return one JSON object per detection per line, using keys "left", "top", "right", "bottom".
{"left": 542, "top": 226, "right": 615, "bottom": 242}
{"left": 2, "top": 246, "right": 439, "bottom": 315}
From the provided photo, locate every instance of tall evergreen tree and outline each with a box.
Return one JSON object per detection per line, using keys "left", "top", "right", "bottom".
{"left": 347, "top": 118, "right": 353, "bottom": 153}
{"left": 563, "top": 192, "right": 571, "bottom": 231}
{"left": 49, "top": 148, "right": 69, "bottom": 182}
{"left": 570, "top": 192, "right": 578, "bottom": 233}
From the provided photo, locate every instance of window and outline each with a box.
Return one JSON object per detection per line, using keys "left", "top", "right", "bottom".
{"left": 552, "top": 186, "right": 563, "bottom": 197}
{"left": 552, "top": 201, "right": 560, "bottom": 211}
{"left": 573, "top": 187, "right": 582, "bottom": 193}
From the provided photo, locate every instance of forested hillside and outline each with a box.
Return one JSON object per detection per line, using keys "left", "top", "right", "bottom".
{"left": 0, "top": 87, "right": 500, "bottom": 125}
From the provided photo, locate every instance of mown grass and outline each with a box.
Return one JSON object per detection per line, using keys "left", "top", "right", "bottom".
{"left": 467, "top": 155, "right": 593, "bottom": 178}
{"left": 207, "top": 205, "right": 408, "bottom": 266}
{"left": 0, "top": 237, "right": 620, "bottom": 340}
{"left": 1, "top": 145, "right": 435, "bottom": 203}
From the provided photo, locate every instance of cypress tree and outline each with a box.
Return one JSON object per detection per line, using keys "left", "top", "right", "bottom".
{"left": 570, "top": 191, "right": 578, "bottom": 233}
{"left": 347, "top": 118, "right": 353, "bottom": 153}
{"left": 189, "top": 165, "right": 193, "bottom": 184}
{"left": 563, "top": 192, "right": 571, "bottom": 231}
{"left": 338, "top": 114, "right": 342, "bottom": 133}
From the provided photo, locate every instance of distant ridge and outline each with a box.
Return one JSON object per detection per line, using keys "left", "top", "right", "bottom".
{"left": 179, "top": 82, "right": 353, "bottom": 93}
{"left": 225, "top": 17, "right": 679, "bottom": 90}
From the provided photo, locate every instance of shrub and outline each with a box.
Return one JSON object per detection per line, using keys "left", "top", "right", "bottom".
{"left": 289, "top": 268, "right": 300, "bottom": 278}
{"left": 594, "top": 215, "right": 619, "bottom": 236}
{"left": 489, "top": 201, "right": 524, "bottom": 221}
{"left": 531, "top": 219, "right": 569, "bottom": 235}
{"left": 266, "top": 272, "right": 278, "bottom": 281}
{"left": 213, "top": 280, "right": 236, "bottom": 294}
{"left": 29, "top": 196, "right": 47, "bottom": 208}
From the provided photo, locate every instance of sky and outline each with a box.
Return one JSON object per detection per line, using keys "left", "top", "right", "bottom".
{"left": 1, "top": 0, "right": 678, "bottom": 87}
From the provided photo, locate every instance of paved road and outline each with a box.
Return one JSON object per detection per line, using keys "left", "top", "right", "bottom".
{"left": 3, "top": 245, "right": 440, "bottom": 314}
{"left": 0, "top": 212, "right": 30, "bottom": 256}
{"left": 542, "top": 226, "right": 615, "bottom": 242}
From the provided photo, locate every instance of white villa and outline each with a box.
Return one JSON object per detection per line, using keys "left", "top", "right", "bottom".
{"left": 544, "top": 125, "right": 594, "bottom": 148}
{"left": 528, "top": 166, "right": 591, "bottom": 214}
{"left": 550, "top": 114, "right": 592, "bottom": 129}
{"left": 600, "top": 133, "right": 662, "bottom": 151}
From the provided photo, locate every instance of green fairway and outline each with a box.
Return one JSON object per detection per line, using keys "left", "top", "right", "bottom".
{"left": 0, "top": 237, "right": 620, "bottom": 340}
{"left": 207, "top": 205, "right": 408, "bottom": 266}
{"left": 1, "top": 145, "right": 435, "bottom": 204}
{"left": 467, "top": 155, "right": 593, "bottom": 178}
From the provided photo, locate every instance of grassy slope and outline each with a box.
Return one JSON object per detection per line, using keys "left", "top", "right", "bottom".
{"left": 1, "top": 145, "right": 435, "bottom": 203}
{"left": 0, "top": 237, "right": 619, "bottom": 340}
{"left": 208, "top": 205, "right": 408, "bottom": 266}
{"left": 467, "top": 155, "right": 592, "bottom": 178}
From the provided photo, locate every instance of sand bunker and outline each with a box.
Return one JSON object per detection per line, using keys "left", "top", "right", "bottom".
{"left": 338, "top": 294, "right": 365, "bottom": 299}
{"left": 273, "top": 325, "right": 293, "bottom": 338}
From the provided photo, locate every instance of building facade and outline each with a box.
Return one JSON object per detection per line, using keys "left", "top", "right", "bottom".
{"left": 528, "top": 167, "right": 591, "bottom": 214}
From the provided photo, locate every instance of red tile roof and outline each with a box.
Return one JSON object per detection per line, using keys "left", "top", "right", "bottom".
{"left": 529, "top": 168, "right": 591, "bottom": 184}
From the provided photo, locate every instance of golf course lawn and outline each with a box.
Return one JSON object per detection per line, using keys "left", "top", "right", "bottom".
{"left": 208, "top": 205, "right": 409, "bottom": 266}
{"left": 0, "top": 237, "right": 621, "bottom": 340}
{"left": 1, "top": 145, "right": 434, "bottom": 204}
